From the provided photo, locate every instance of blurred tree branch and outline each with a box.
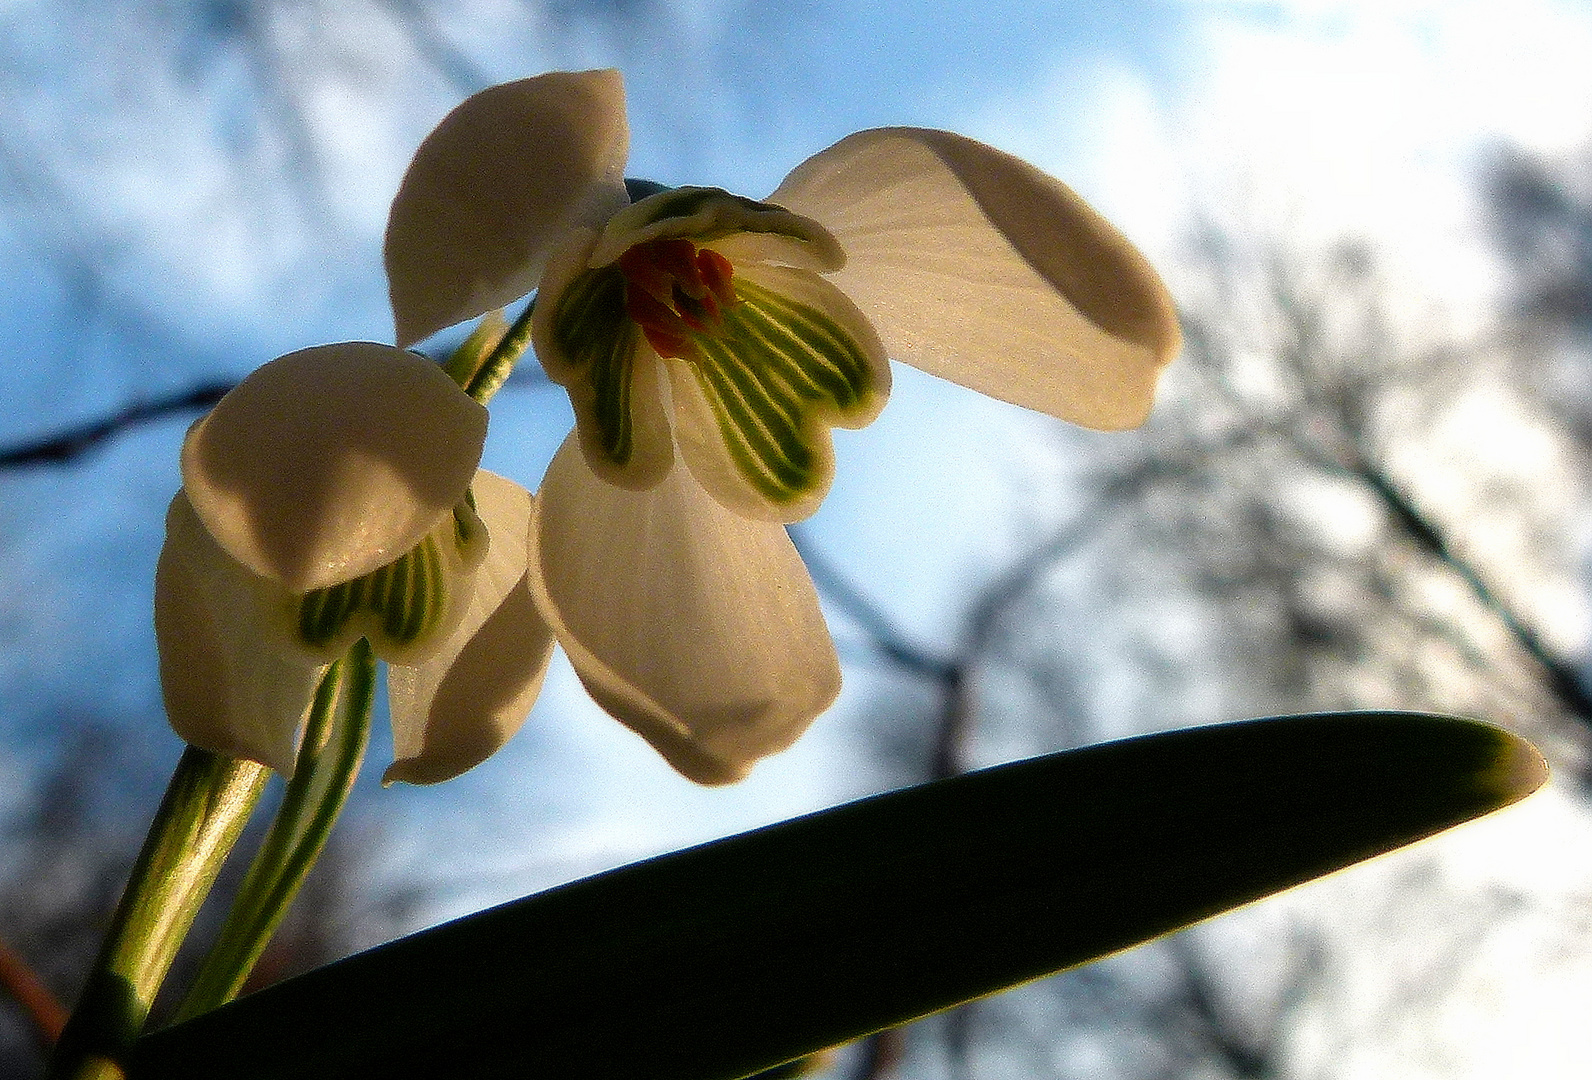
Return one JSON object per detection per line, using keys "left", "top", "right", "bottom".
{"left": 1175, "top": 223, "right": 1592, "bottom": 760}
{"left": 0, "top": 331, "right": 550, "bottom": 469}
{"left": 0, "top": 935, "right": 65, "bottom": 1056}
{"left": 0, "top": 384, "right": 234, "bottom": 468}
{"left": 1485, "top": 145, "right": 1592, "bottom": 335}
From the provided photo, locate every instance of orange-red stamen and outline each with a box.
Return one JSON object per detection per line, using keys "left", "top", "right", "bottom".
{"left": 617, "top": 238, "right": 739, "bottom": 360}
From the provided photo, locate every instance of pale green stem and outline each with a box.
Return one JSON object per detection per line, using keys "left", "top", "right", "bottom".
{"left": 45, "top": 748, "right": 270, "bottom": 1080}
{"left": 173, "top": 640, "right": 376, "bottom": 1021}
{"left": 441, "top": 310, "right": 508, "bottom": 391}
{"left": 443, "top": 299, "right": 536, "bottom": 405}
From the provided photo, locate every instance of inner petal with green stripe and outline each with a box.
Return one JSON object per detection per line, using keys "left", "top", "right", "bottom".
{"left": 546, "top": 233, "right": 888, "bottom": 521}
{"left": 295, "top": 497, "right": 488, "bottom": 664}
{"left": 674, "top": 273, "right": 885, "bottom": 511}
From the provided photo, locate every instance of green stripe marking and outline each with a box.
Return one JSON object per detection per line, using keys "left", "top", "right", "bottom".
{"left": 551, "top": 267, "right": 640, "bottom": 467}
{"left": 296, "top": 532, "right": 453, "bottom": 653}
{"left": 551, "top": 263, "right": 878, "bottom": 506}
{"left": 688, "top": 278, "right": 877, "bottom": 505}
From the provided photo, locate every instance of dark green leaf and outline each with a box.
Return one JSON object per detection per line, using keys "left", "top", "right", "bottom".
{"left": 131, "top": 712, "right": 1544, "bottom": 1080}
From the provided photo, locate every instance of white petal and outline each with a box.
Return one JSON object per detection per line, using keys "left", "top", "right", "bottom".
{"left": 529, "top": 436, "right": 840, "bottom": 784}
{"left": 532, "top": 227, "right": 676, "bottom": 491}
{"left": 181, "top": 343, "right": 487, "bottom": 593}
{"left": 587, "top": 186, "right": 844, "bottom": 271}
{"left": 772, "top": 128, "right": 1180, "bottom": 429}
{"left": 666, "top": 262, "right": 889, "bottom": 523}
{"left": 386, "top": 70, "right": 631, "bottom": 347}
{"left": 385, "top": 471, "right": 554, "bottom": 786}
{"left": 155, "top": 493, "right": 328, "bottom": 775}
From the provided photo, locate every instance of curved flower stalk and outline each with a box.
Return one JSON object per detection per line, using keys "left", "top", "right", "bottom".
{"left": 384, "top": 69, "right": 1181, "bottom": 783}
{"left": 155, "top": 341, "right": 555, "bottom": 785}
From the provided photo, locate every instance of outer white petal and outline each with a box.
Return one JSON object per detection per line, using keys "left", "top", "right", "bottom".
{"left": 528, "top": 435, "right": 840, "bottom": 785}
{"left": 771, "top": 128, "right": 1181, "bottom": 429}
{"left": 155, "top": 493, "right": 328, "bottom": 775}
{"left": 181, "top": 343, "right": 487, "bottom": 593}
{"left": 386, "top": 70, "right": 631, "bottom": 347}
{"left": 385, "top": 471, "right": 554, "bottom": 786}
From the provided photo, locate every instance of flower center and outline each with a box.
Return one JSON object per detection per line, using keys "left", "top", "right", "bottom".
{"left": 617, "top": 238, "right": 737, "bottom": 360}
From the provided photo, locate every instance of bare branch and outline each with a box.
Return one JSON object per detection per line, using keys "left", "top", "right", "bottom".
{"left": 0, "top": 383, "right": 233, "bottom": 468}
{"left": 0, "top": 344, "right": 551, "bottom": 470}
{"left": 0, "top": 933, "right": 65, "bottom": 1053}
{"left": 790, "top": 531, "right": 956, "bottom": 684}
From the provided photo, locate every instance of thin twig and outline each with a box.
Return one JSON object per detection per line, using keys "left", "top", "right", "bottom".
{"left": 0, "top": 356, "right": 551, "bottom": 470}
{"left": 0, "top": 383, "right": 233, "bottom": 468}
{"left": 1348, "top": 456, "right": 1592, "bottom": 727}
{"left": 791, "top": 532, "right": 956, "bottom": 684}
{"left": 0, "top": 933, "right": 66, "bottom": 1052}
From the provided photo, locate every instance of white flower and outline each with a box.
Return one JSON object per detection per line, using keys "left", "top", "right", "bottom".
{"left": 155, "top": 342, "right": 555, "bottom": 784}
{"left": 382, "top": 70, "right": 1180, "bottom": 783}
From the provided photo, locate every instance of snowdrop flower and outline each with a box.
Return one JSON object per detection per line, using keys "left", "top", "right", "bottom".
{"left": 383, "top": 70, "right": 1180, "bottom": 783}
{"left": 155, "top": 342, "right": 556, "bottom": 784}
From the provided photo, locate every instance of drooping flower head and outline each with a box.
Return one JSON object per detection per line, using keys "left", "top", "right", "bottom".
{"left": 156, "top": 342, "right": 555, "bottom": 785}
{"left": 382, "top": 69, "right": 1181, "bottom": 783}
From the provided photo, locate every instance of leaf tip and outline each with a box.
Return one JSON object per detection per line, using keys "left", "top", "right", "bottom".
{"left": 1485, "top": 727, "right": 1549, "bottom": 807}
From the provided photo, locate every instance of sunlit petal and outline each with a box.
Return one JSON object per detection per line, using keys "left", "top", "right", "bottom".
{"left": 155, "top": 494, "right": 327, "bottom": 775}
{"left": 385, "top": 472, "right": 553, "bottom": 785}
{"left": 772, "top": 128, "right": 1181, "bottom": 429}
{"left": 666, "top": 262, "right": 889, "bottom": 522}
{"left": 529, "top": 437, "right": 840, "bottom": 784}
{"left": 181, "top": 343, "right": 487, "bottom": 593}
{"left": 386, "top": 69, "right": 631, "bottom": 347}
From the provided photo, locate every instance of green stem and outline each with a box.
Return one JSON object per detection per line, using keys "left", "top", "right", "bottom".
{"left": 45, "top": 748, "right": 270, "bottom": 1080}
{"left": 174, "top": 640, "right": 376, "bottom": 1021}
{"left": 443, "top": 299, "right": 536, "bottom": 405}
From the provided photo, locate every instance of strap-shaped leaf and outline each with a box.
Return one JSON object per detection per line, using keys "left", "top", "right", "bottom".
{"left": 130, "top": 712, "right": 1544, "bottom": 1080}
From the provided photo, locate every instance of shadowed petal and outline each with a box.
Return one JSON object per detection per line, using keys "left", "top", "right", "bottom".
{"left": 155, "top": 494, "right": 327, "bottom": 775}
{"left": 181, "top": 343, "right": 487, "bottom": 593}
{"left": 529, "top": 436, "right": 840, "bottom": 784}
{"left": 772, "top": 128, "right": 1180, "bottom": 429}
{"left": 532, "top": 227, "right": 676, "bottom": 492}
{"left": 386, "top": 472, "right": 554, "bottom": 786}
{"left": 386, "top": 70, "right": 631, "bottom": 347}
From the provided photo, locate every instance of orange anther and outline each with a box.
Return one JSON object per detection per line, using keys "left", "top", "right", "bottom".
{"left": 697, "top": 248, "right": 736, "bottom": 307}
{"left": 624, "top": 283, "right": 696, "bottom": 360}
{"left": 616, "top": 238, "right": 740, "bottom": 360}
